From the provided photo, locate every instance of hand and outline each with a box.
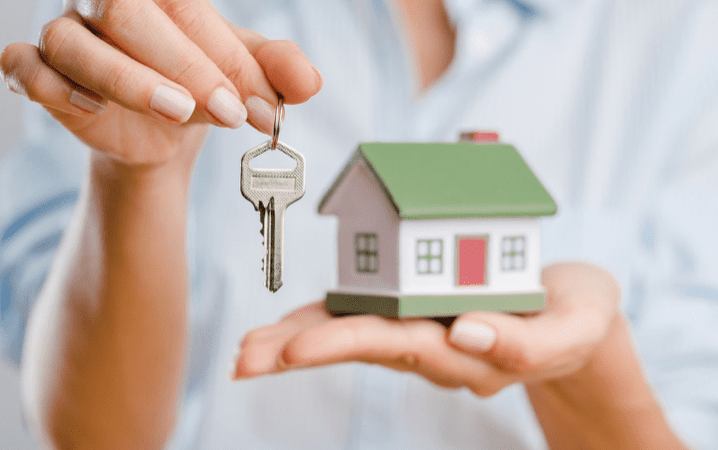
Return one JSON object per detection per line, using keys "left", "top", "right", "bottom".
{"left": 231, "top": 263, "right": 620, "bottom": 397}
{"left": 0, "top": 0, "right": 322, "bottom": 169}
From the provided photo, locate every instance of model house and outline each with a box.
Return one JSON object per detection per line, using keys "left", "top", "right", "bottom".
{"left": 318, "top": 139, "right": 557, "bottom": 318}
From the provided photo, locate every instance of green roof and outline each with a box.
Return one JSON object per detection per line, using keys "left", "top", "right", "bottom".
{"left": 319, "top": 142, "right": 557, "bottom": 219}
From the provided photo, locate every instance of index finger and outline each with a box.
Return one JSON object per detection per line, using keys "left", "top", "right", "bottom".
{"left": 70, "top": 0, "right": 247, "bottom": 128}
{"left": 160, "top": 0, "right": 321, "bottom": 131}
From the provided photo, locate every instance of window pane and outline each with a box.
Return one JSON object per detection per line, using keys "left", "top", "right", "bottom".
{"left": 417, "top": 240, "right": 429, "bottom": 256}
{"left": 430, "top": 240, "right": 442, "bottom": 257}
{"left": 430, "top": 258, "right": 442, "bottom": 274}
{"left": 514, "top": 237, "right": 525, "bottom": 252}
{"left": 502, "top": 238, "right": 513, "bottom": 252}
{"left": 417, "top": 258, "right": 429, "bottom": 274}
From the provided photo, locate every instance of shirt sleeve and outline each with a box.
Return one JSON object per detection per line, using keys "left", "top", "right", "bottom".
{"left": 628, "top": 83, "right": 718, "bottom": 450}
{"left": 0, "top": 104, "right": 87, "bottom": 367}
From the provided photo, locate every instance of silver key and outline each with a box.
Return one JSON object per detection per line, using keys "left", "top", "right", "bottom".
{"left": 240, "top": 140, "right": 305, "bottom": 292}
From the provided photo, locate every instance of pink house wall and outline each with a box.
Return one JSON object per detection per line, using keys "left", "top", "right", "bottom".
{"left": 321, "top": 162, "right": 400, "bottom": 291}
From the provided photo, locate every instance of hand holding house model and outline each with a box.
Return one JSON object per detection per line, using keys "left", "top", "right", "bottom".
{"left": 318, "top": 136, "right": 557, "bottom": 318}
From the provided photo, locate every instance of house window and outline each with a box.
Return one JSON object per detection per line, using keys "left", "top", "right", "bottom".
{"left": 355, "top": 233, "right": 379, "bottom": 273}
{"left": 417, "top": 239, "right": 443, "bottom": 274}
{"left": 501, "top": 236, "right": 526, "bottom": 271}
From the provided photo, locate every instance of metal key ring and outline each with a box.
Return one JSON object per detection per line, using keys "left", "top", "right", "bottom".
{"left": 271, "top": 96, "right": 284, "bottom": 149}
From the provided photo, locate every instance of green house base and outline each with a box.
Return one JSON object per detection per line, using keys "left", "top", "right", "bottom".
{"left": 326, "top": 291, "right": 545, "bottom": 318}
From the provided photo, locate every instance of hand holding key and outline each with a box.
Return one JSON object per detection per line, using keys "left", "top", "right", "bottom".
{"left": 241, "top": 98, "right": 306, "bottom": 292}
{"left": 0, "top": 0, "right": 322, "bottom": 170}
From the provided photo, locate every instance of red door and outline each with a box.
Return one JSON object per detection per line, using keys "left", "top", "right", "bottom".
{"left": 457, "top": 237, "right": 487, "bottom": 286}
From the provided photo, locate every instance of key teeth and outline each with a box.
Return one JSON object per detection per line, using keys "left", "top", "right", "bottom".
{"left": 259, "top": 201, "right": 266, "bottom": 272}
{"left": 268, "top": 280, "right": 282, "bottom": 293}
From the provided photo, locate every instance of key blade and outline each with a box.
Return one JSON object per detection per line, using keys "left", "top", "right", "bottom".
{"left": 263, "top": 198, "right": 284, "bottom": 292}
{"left": 266, "top": 199, "right": 285, "bottom": 293}
{"left": 259, "top": 201, "right": 266, "bottom": 274}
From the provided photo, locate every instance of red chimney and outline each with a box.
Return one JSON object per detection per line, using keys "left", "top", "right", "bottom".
{"left": 459, "top": 131, "right": 500, "bottom": 143}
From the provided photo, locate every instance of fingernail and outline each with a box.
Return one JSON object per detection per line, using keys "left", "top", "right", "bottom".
{"left": 70, "top": 90, "right": 105, "bottom": 114}
{"left": 244, "top": 96, "right": 274, "bottom": 133}
{"left": 150, "top": 85, "right": 195, "bottom": 122}
{"left": 207, "top": 87, "right": 247, "bottom": 128}
{"left": 5, "top": 76, "right": 26, "bottom": 96}
{"left": 312, "top": 65, "right": 323, "bottom": 85}
{"left": 449, "top": 322, "right": 496, "bottom": 353}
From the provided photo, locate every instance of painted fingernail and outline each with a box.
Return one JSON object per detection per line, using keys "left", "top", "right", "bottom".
{"left": 70, "top": 90, "right": 105, "bottom": 114}
{"left": 449, "top": 322, "right": 496, "bottom": 353}
{"left": 150, "top": 85, "right": 195, "bottom": 123}
{"left": 207, "top": 87, "right": 247, "bottom": 128}
{"left": 244, "top": 96, "right": 274, "bottom": 133}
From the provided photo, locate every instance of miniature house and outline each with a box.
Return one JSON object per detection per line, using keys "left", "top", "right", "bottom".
{"left": 318, "top": 140, "right": 557, "bottom": 318}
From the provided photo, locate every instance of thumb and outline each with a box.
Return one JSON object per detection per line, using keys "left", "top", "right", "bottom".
{"left": 449, "top": 311, "right": 544, "bottom": 373}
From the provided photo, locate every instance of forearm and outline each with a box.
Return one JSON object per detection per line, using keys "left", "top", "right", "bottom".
{"left": 21, "top": 153, "right": 193, "bottom": 449}
{"left": 526, "top": 313, "right": 687, "bottom": 450}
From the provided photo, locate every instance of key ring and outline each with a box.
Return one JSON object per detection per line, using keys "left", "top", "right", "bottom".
{"left": 271, "top": 96, "right": 284, "bottom": 150}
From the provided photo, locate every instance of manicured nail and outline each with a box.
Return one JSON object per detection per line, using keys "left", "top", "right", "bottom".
{"left": 5, "top": 76, "right": 26, "bottom": 96}
{"left": 70, "top": 90, "right": 105, "bottom": 114}
{"left": 449, "top": 322, "right": 496, "bottom": 353}
{"left": 207, "top": 87, "right": 247, "bottom": 128}
{"left": 150, "top": 85, "right": 195, "bottom": 122}
{"left": 244, "top": 96, "right": 274, "bottom": 133}
{"left": 312, "top": 65, "right": 323, "bottom": 85}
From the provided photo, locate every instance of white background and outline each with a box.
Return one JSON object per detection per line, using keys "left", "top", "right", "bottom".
{"left": 1, "top": 0, "right": 41, "bottom": 448}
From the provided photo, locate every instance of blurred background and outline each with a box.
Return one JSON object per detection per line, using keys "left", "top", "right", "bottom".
{"left": 1, "top": 0, "right": 41, "bottom": 447}
{"left": 1, "top": 0, "right": 36, "bottom": 161}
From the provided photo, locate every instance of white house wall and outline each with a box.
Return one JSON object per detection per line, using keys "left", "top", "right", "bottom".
{"left": 399, "top": 218, "right": 542, "bottom": 295}
{"left": 325, "top": 162, "right": 401, "bottom": 291}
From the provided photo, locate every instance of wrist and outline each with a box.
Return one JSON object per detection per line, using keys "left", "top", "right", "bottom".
{"left": 89, "top": 150, "right": 194, "bottom": 205}
{"left": 85, "top": 151, "right": 192, "bottom": 263}
{"left": 90, "top": 147, "right": 194, "bottom": 185}
{"left": 526, "top": 313, "right": 685, "bottom": 449}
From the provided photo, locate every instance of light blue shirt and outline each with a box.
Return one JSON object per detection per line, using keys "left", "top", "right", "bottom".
{"left": 2, "top": 0, "right": 718, "bottom": 448}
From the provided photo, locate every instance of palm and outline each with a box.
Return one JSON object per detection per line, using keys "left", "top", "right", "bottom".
{"left": 47, "top": 103, "right": 209, "bottom": 166}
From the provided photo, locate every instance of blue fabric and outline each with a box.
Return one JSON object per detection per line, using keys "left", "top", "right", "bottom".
{"left": 2, "top": 0, "right": 718, "bottom": 448}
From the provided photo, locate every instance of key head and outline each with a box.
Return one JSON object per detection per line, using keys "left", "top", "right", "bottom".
{"left": 240, "top": 140, "right": 306, "bottom": 210}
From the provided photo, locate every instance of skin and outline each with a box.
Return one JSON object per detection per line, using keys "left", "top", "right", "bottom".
{"left": 1, "top": 0, "right": 320, "bottom": 448}
{"left": 0, "top": 0, "right": 688, "bottom": 448}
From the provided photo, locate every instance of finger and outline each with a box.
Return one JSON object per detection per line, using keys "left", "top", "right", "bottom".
{"left": 240, "top": 302, "right": 329, "bottom": 348}
{"left": 449, "top": 265, "right": 618, "bottom": 378}
{"left": 449, "top": 311, "right": 562, "bottom": 376}
{"left": 278, "top": 315, "right": 508, "bottom": 396}
{"left": 229, "top": 24, "right": 323, "bottom": 105}
{"left": 157, "top": 0, "right": 278, "bottom": 133}
{"left": 39, "top": 15, "right": 197, "bottom": 125}
{"left": 232, "top": 303, "right": 329, "bottom": 379}
{"left": 254, "top": 40, "right": 323, "bottom": 104}
{"left": 232, "top": 332, "right": 290, "bottom": 380}
{"left": 1, "top": 42, "right": 106, "bottom": 115}
{"left": 70, "top": 0, "right": 246, "bottom": 128}
{"left": 169, "top": 3, "right": 320, "bottom": 130}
